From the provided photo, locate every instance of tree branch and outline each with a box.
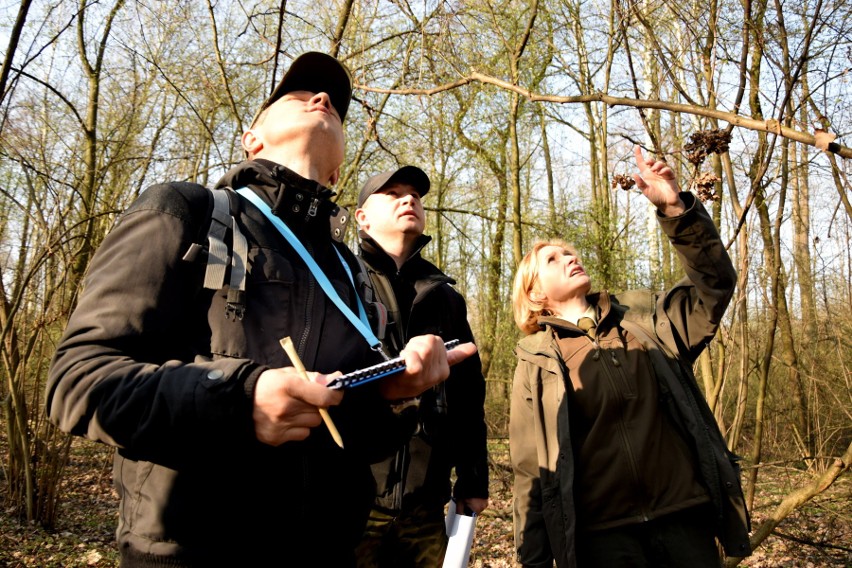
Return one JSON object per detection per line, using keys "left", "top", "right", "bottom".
{"left": 356, "top": 73, "right": 852, "bottom": 159}
{"left": 0, "top": 0, "right": 33, "bottom": 107}
{"left": 725, "top": 441, "right": 852, "bottom": 567}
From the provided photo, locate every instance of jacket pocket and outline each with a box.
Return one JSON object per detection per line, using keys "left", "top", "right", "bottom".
{"left": 208, "top": 246, "right": 296, "bottom": 362}
{"left": 116, "top": 456, "right": 172, "bottom": 542}
{"left": 538, "top": 373, "right": 565, "bottom": 431}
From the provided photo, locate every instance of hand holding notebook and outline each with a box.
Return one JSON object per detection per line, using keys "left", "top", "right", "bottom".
{"left": 327, "top": 340, "right": 460, "bottom": 389}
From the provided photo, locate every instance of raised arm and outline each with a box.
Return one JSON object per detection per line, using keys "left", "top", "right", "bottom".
{"left": 631, "top": 145, "right": 738, "bottom": 361}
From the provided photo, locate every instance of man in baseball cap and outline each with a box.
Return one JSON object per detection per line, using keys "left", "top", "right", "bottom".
{"left": 357, "top": 165, "right": 431, "bottom": 208}
{"left": 241, "top": 51, "right": 352, "bottom": 183}
{"left": 354, "top": 166, "right": 490, "bottom": 566}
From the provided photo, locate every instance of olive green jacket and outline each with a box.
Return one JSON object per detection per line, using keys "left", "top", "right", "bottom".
{"left": 510, "top": 194, "right": 750, "bottom": 567}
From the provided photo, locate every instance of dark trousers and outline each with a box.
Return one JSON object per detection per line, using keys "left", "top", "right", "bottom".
{"left": 577, "top": 505, "right": 722, "bottom": 568}
{"left": 354, "top": 503, "right": 448, "bottom": 568}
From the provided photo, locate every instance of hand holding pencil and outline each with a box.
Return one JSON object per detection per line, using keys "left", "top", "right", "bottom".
{"left": 280, "top": 337, "right": 344, "bottom": 448}
{"left": 250, "top": 340, "right": 344, "bottom": 447}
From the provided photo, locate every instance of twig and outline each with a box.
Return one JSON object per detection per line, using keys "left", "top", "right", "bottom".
{"left": 771, "top": 530, "right": 852, "bottom": 554}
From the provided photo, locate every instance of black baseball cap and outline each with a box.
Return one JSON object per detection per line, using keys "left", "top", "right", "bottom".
{"left": 250, "top": 52, "right": 352, "bottom": 127}
{"left": 357, "top": 166, "right": 431, "bottom": 208}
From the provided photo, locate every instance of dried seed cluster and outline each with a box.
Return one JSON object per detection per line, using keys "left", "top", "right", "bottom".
{"left": 611, "top": 174, "right": 636, "bottom": 191}
{"left": 684, "top": 129, "right": 732, "bottom": 166}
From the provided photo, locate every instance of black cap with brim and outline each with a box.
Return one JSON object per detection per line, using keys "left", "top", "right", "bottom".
{"left": 357, "top": 166, "right": 431, "bottom": 208}
{"left": 250, "top": 52, "right": 352, "bottom": 127}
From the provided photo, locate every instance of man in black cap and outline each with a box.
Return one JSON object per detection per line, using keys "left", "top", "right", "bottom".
{"left": 46, "top": 53, "right": 476, "bottom": 567}
{"left": 354, "top": 166, "right": 489, "bottom": 566}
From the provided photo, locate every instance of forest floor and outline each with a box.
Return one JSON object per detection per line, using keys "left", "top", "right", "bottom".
{"left": 1, "top": 439, "right": 849, "bottom": 567}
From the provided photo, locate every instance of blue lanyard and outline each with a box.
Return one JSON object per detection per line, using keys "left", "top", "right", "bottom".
{"left": 235, "top": 188, "right": 386, "bottom": 358}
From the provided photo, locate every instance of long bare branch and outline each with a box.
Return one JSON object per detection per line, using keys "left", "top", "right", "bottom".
{"left": 357, "top": 73, "right": 852, "bottom": 159}
{"left": 206, "top": 0, "right": 242, "bottom": 131}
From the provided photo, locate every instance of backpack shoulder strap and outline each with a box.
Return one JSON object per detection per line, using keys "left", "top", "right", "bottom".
{"left": 364, "top": 263, "right": 404, "bottom": 355}
{"left": 203, "top": 188, "right": 234, "bottom": 289}
{"left": 353, "top": 255, "right": 390, "bottom": 344}
{"left": 181, "top": 186, "right": 249, "bottom": 320}
{"left": 353, "top": 254, "right": 375, "bottom": 304}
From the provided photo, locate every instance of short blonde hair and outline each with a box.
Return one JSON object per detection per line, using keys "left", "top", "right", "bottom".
{"left": 512, "top": 239, "right": 580, "bottom": 335}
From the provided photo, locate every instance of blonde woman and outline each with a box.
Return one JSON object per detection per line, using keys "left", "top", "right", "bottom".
{"left": 509, "top": 147, "right": 750, "bottom": 568}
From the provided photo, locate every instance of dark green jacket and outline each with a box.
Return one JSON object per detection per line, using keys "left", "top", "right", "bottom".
{"left": 510, "top": 194, "right": 750, "bottom": 568}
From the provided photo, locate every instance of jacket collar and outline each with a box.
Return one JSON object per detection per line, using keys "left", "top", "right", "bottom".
{"left": 359, "top": 234, "right": 456, "bottom": 305}
{"left": 216, "top": 159, "right": 348, "bottom": 238}
{"left": 359, "top": 234, "right": 448, "bottom": 279}
{"left": 533, "top": 292, "right": 618, "bottom": 332}
{"left": 517, "top": 327, "right": 556, "bottom": 355}
{"left": 519, "top": 292, "right": 620, "bottom": 357}
{"left": 515, "top": 328, "right": 566, "bottom": 374}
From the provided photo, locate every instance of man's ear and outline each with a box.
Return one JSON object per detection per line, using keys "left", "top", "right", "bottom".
{"left": 241, "top": 129, "right": 262, "bottom": 156}
{"left": 328, "top": 167, "right": 340, "bottom": 186}
{"left": 354, "top": 208, "right": 368, "bottom": 230}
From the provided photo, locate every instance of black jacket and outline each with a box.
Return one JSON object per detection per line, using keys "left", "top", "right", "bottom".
{"left": 359, "top": 235, "right": 489, "bottom": 513}
{"left": 46, "top": 160, "right": 407, "bottom": 567}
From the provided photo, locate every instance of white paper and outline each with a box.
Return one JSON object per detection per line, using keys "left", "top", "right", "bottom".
{"left": 443, "top": 504, "right": 476, "bottom": 568}
{"left": 445, "top": 500, "right": 457, "bottom": 536}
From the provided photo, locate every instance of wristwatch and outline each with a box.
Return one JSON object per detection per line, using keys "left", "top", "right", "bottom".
{"left": 390, "top": 396, "right": 421, "bottom": 414}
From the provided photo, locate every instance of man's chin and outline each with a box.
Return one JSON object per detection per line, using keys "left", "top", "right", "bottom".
{"left": 401, "top": 224, "right": 425, "bottom": 236}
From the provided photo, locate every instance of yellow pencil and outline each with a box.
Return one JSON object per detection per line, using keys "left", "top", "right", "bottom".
{"left": 279, "top": 337, "right": 344, "bottom": 449}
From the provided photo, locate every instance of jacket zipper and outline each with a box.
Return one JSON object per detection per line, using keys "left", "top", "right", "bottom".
{"left": 393, "top": 272, "right": 410, "bottom": 513}
{"left": 594, "top": 337, "right": 650, "bottom": 522}
{"left": 297, "top": 240, "right": 316, "bottom": 356}
{"left": 380, "top": 269, "right": 446, "bottom": 512}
